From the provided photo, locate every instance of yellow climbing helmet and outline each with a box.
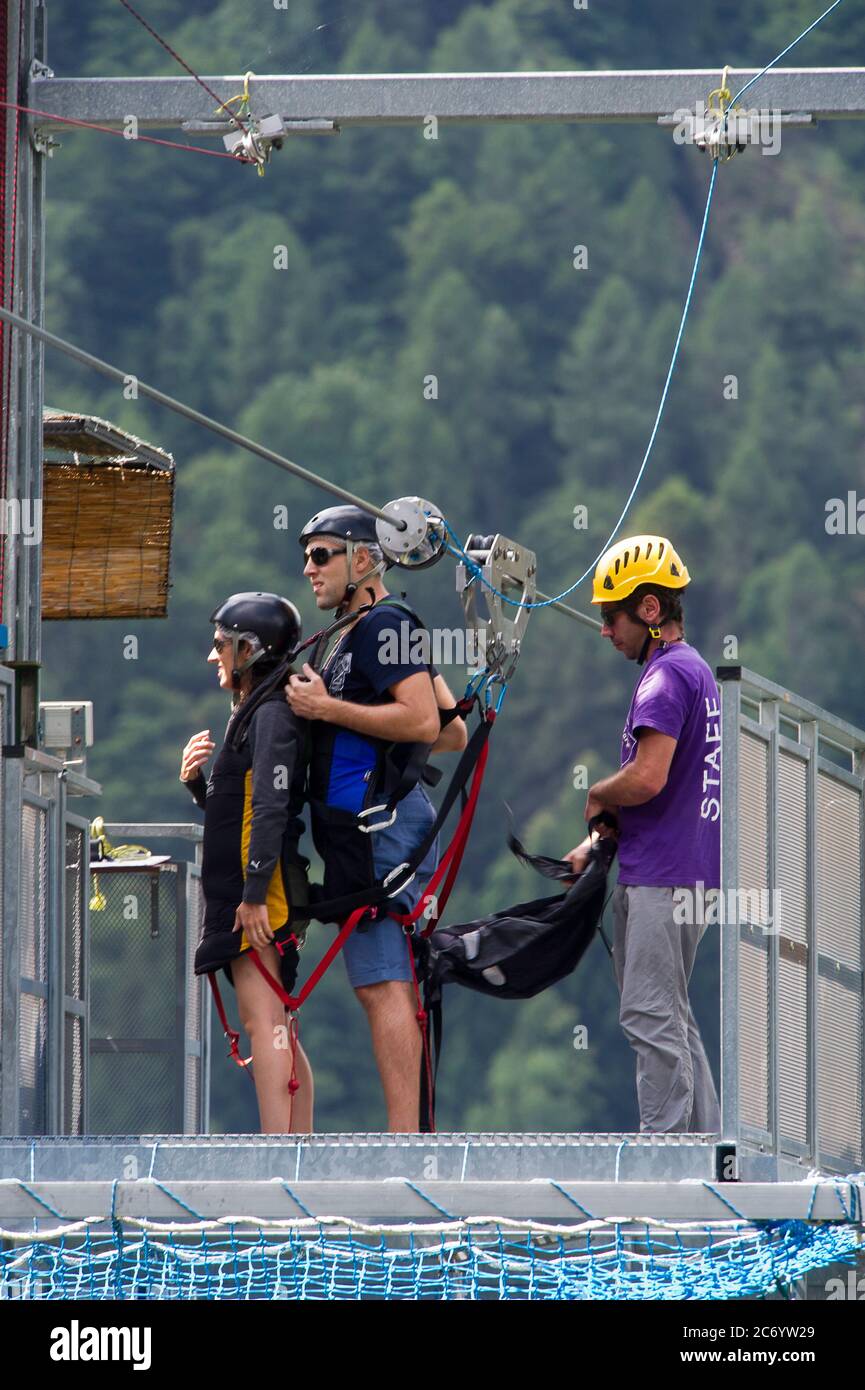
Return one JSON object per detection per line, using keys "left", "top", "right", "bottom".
{"left": 591, "top": 535, "right": 690, "bottom": 604}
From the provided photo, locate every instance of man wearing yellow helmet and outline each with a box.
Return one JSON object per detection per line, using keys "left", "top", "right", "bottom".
{"left": 565, "top": 535, "right": 721, "bottom": 1134}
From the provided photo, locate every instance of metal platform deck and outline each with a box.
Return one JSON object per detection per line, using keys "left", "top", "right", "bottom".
{"left": 0, "top": 1134, "right": 857, "bottom": 1228}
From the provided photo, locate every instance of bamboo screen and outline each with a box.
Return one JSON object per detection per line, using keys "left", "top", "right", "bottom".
{"left": 42, "top": 412, "right": 175, "bottom": 620}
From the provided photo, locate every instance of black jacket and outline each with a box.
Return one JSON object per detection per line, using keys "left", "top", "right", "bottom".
{"left": 186, "top": 690, "right": 309, "bottom": 975}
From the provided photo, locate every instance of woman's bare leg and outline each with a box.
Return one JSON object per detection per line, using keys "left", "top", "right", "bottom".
{"left": 232, "top": 949, "right": 314, "bottom": 1133}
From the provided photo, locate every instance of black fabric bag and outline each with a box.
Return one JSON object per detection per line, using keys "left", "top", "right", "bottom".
{"left": 424, "top": 836, "right": 616, "bottom": 1001}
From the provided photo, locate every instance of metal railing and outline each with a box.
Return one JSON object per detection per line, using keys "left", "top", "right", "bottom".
{"left": 89, "top": 824, "right": 208, "bottom": 1136}
{"left": 719, "top": 665, "right": 865, "bottom": 1176}
{"left": 0, "top": 679, "right": 210, "bottom": 1137}
{"left": 3, "top": 658, "right": 863, "bottom": 1169}
{"left": 1, "top": 730, "right": 96, "bottom": 1136}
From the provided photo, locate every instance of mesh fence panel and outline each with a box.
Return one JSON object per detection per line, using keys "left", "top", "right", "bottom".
{"left": 815, "top": 770, "right": 863, "bottom": 1168}
{"left": 738, "top": 732, "right": 768, "bottom": 912}
{"left": 777, "top": 954, "right": 808, "bottom": 1148}
{"left": 776, "top": 751, "right": 810, "bottom": 1150}
{"left": 777, "top": 752, "right": 808, "bottom": 944}
{"left": 90, "top": 867, "right": 178, "bottom": 1039}
{"left": 817, "top": 974, "right": 864, "bottom": 1169}
{"left": 64, "top": 823, "right": 85, "bottom": 1000}
{"left": 738, "top": 936, "right": 769, "bottom": 1133}
{"left": 64, "top": 1012, "right": 84, "bottom": 1135}
{"left": 738, "top": 733, "right": 770, "bottom": 1133}
{"left": 816, "top": 773, "right": 862, "bottom": 969}
{"left": 89, "top": 865, "right": 184, "bottom": 1134}
{"left": 89, "top": 1052, "right": 177, "bottom": 1135}
{"left": 18, "top": 803, "right": 49, "bottom": 1134}
{"left": 184, "top": 870, "right": 204, "bottom": 1133}
{"left": 17, "top": 992, "right": 47, "bottom": 1134}
{"left": 19, "top": 802, "right": 47, "bottom": 982}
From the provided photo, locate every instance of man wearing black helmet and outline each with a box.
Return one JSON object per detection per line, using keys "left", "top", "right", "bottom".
{"left": 287, "top": 505, "right": 466, "bottom": 1131}
{"left": 180, "top": 593, "right": 313, "bottom": 1133}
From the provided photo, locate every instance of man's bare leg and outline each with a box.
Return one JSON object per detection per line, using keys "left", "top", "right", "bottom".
{"left": 355, "top": 979, "right": 422, "bottom": 1131}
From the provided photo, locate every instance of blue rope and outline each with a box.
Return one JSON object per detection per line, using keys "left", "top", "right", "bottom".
{"left": 441, "top": 158, "right": 719, "bottom": 612}
{"left": 281, "top": 1181, "right": 316, "bottom": 1219}
{"left": 729, "top": 0, "right": 847, "bottom": 107}
{"left": 831, "top": 1177, "right": 857, "bottom": 1222}
{"left": 149, "top": 1179, "right": 205, "bottom": 1221}
{"left": 110, "top": 1180, "right": 125, "bottom": 1300}
{"left": 548, "top": 1179, "right": 598, "bottom": 1221}
{"left": 15, "top": 1180, "right": 66, "bottom": 1221}
{"left": 614, "top": 1138, "right": 630, "bottom": 1182}
{"left": 441, "top": 0, "right": 849, "bottom": 619}
{"left": 402, "top": 1179, "right": 455, "bottom": 1220}
{"left": 701, "top": 1181, "right": 747, "bottom": 1220}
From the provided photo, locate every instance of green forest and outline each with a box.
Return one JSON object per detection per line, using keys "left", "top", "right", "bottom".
{"left": 40, "top": 0, "right": 865, "bottom": 1134}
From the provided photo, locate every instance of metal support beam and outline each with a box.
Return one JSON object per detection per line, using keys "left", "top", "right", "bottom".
{"left": 2, "top": 1, "right": 46, "bottom": 666}
{"left": 29, "top": 69, "right": 865, "bottom": 132}
{"left": 0, "top": 1172, "right": 861, "bottom": 1224}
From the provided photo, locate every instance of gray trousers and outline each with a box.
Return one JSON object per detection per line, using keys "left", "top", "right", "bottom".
{"left": 612, "top": 884, "right": 721, "bottom": 1134}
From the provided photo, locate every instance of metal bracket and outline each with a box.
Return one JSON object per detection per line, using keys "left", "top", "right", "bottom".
{"left": 222, "top": 113, "right": 289, "bottom": 167}
{"left": 183, "top": 117, "right": 338, "bottom": 138}
{"left": 29, "top": 58, "right": 54, "bottom": 80}
{"left": 659, "top": 107, "right": 813, "bottom": 159}
{"left": 30, "top": 128, "right": 60, "bottom": 158}
{"left": 457, "top": 533, "right": 537, "bottom": 681}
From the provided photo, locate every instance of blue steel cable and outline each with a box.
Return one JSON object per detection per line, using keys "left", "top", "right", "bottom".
{"left": 444, "top": 0, "right": 849, "bottom": 617}
{"left": 442, "top": 156, "right": 720, "bottom": 613}
{"left": 729, "top": 0, "right": 847, "bottom": 107}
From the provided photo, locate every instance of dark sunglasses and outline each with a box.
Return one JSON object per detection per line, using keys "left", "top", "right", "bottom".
{"left": 600, "top": 605, "right": 626, "bottom": 626}
{"left": 212, "top": 636, "right": 231, "bottom": 653}
{"left": 304, "top": 545, "right": 347, "bottom": 567}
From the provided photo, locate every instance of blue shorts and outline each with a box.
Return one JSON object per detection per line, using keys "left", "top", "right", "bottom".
{"left": 342, "top": 786, "right": 439, "bottom": 989}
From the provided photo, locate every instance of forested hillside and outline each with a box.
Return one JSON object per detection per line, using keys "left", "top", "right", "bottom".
{"left": 41, "top": 1, "right": 865, "bottom": 1132}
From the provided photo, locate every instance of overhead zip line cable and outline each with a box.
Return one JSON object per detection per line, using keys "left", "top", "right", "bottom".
{"left": 0, "top": 300, "right": 601, "bottom": 628}
{"left": 0, "top": 303, "right": 396, "bottom": 524}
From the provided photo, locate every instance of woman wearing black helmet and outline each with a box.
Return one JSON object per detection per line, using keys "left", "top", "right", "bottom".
{"left": 179, "top": 592, "right": 313, "bottom": 1133}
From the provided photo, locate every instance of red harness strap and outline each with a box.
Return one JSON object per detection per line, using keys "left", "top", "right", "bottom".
{"left": 405, "top": 937, "right": 435, "bottom": 1129}
{"left": 393, "top": 733, "right": 490, "bottom": 935}
{"left": 206, "top": 972, "right": 252, "bottom": 1070}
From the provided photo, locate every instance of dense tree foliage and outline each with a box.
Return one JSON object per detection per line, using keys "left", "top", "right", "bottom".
{"left": 40, "top": 1, "right": 865, "bottom": 1133}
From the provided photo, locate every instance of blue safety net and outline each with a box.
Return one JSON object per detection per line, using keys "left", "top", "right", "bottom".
{"left": 0, "top": 1218, "right": 859, "bottom": 1300}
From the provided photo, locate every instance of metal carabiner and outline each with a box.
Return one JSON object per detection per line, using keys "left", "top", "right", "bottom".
{"left": 383, "top": 862, "right": 416, "bottom": 897}
{"left": 357, "top": 804, "right": 398, "bottom": 834}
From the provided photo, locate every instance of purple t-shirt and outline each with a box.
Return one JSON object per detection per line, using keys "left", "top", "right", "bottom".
{"left": 616, "top": 642, "right": 721, "bottom": 888}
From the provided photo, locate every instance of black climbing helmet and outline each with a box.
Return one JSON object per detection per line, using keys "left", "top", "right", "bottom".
{"left": 299, "top": 504, "right": 391, "bottom": 612}
{"left": 210, "top": 592, "right": 302, "bottom": 687}
{"left": 298, "top": 504, "right": 380, "bottom": 548}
